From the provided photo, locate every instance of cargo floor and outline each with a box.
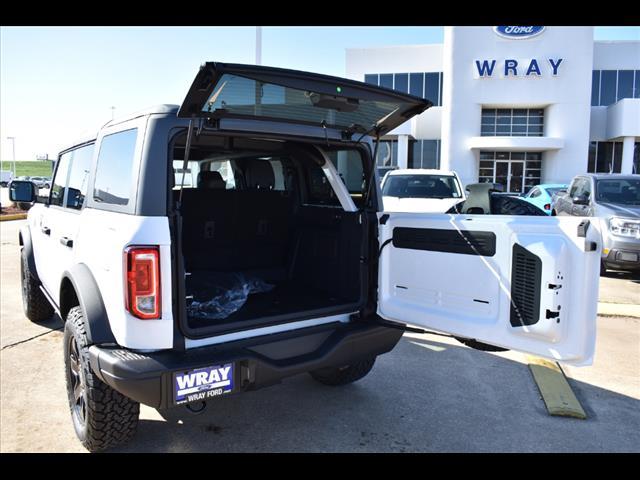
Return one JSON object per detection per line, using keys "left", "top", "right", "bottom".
{"left": 187, "top": 278, "right": 354, "bottom": 329}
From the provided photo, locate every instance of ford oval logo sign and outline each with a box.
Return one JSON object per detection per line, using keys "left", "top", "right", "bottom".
{"left": 494, "top": 26, "right": 545, "bottom": 39}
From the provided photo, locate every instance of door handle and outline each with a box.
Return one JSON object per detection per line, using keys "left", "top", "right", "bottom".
{"left": 59, "top": 236, "right": 74, "bottom": 248}
{"left": 41, "top": 226, "right": 51, "bottom": 235}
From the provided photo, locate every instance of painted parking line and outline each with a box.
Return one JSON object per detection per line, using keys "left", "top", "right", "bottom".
{"left": 526, "top": 356, "right": 586, "bottom": 419}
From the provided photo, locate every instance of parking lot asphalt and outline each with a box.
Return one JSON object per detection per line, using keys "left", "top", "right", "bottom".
{"left": 1, "top": 219, "right": 639, "bottom": 452}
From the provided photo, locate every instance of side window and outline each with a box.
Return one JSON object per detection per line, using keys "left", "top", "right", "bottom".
{"left": 306, "top": 163, "right": 340, "bottom": 206}
{"left": 582, "top": 179, "right": 592, "bottom": 198}
{"left": 569, "top": 178, "right": 583, "bottom": 197}
{"left": 325, "top": 149, "right": 365, "bottom": 206}
{"left": 65, "top": 144, "right": 94, "bottom": 210}
{"left": 528, "top": 188, "right": 540, "bottom": 198}
{"left": 49, "top": 152, "right": 72, "bottom": 207}
{"left": 93, "top": 129, "right": 138, "bottom": 206}
{"left": 204, "top": 159, "right": 237, "bottom": 190}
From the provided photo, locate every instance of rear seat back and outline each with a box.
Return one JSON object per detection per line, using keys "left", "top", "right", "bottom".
{"left": 236, "top": 159, "right": 293, "bottom": 269}
{"left": 180, "top": 159, "right": 293, "bottom": 272}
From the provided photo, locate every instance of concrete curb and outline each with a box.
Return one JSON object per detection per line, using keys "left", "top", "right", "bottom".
{"left": 598, "top": 302, "right": 640, "bottom": 318}
{"left": 0, "top": 213, "right": 27, "bottom": 222}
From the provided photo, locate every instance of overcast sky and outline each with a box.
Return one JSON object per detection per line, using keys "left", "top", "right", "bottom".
{"left": 1, "top": 26, "right": 638, "bottom": 161}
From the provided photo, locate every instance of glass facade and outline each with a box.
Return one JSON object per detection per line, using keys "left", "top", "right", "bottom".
{"left": 588, "top": 141, "right": 624, "bottom": 173}
{"left": 478, "top": 151, "right": 542, "bottom": 194}
{"left": 409, "top": 140, "right": 441, "bottom": 169}
{"left": 375, "top": 140, "right": 398, "bottom": 177}
{"left": 481, "top": 108, "right": 544, "bottom": 137}
{"left": 591, "top": 70, "right": 640, "bottom": 106}
{"left": 364, "top": 72, "right": 443, "bottom": 106}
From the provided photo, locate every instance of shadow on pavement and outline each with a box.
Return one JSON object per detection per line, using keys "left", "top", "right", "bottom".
{"left": 109, "top": 336, "right": 640, "bottom": 453}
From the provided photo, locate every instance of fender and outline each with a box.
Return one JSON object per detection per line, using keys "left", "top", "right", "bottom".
{"left": 19, "top": 225, "right": 40, "bottom": 283}
{"left": 62, "top": 264, "right": 117, "bottom": 345}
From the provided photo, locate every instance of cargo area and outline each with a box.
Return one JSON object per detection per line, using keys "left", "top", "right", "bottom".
{"left": 171, "top": 134, "right": 369, "bottom": 335}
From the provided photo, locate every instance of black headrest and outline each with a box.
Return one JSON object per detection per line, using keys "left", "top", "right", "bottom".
{"left": 198, "top": 171, "right": 226, "bottom": 189}
{"left": 245, "top": 160, "right": 275, "bottom": 190}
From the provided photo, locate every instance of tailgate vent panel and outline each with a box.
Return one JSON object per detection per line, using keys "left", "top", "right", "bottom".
{"left": 510, "top": 244, "right": 542, "bottom": 327}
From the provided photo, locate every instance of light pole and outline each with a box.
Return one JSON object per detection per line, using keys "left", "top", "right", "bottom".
{"left": 6, "top": 137, "right": 16, "bottom": 177}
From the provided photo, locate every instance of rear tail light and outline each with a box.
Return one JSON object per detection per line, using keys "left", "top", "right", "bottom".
{"left": 544, "top": 204, "right": 551, "bottom": 211}
{"left": 124, "top": 246, "right": 161, "bottom": 319}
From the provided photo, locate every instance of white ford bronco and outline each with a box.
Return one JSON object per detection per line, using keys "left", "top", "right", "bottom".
{"left": 10, "top": 62, "right": 601, "bottom": 452}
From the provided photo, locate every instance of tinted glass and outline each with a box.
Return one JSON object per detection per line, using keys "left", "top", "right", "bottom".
{"left": 382, "top": 174, "right": 462, "bottom": 199}
{"left": 591, "top": 71, "right": 600, "bottom": 106}
{"left": 595, "top": 179, "right": 640, "bottom": 205}
{"left": 424, "top": 72, "right": 439, "bottom": 106}
{"left": 306, "top": 163, "right": 339, "bottom": 206}
{"left": 50, "top": 152, "right": 72, "bottom": 207}
{"left": 588, "top": 141, "right": 597, "bottom": 172}
{"left": 439, "top": 73, "right": 444, "bottom": 106}
{"left": 635, "top": 71, "right": 640, "bottom": 99}
{"left": 376, "top": 141, "right": 397, "bottom": 168}
{"left": 93, "top": 129, "right": 137, "bottom": 206}
{"left": 379, "top": 74, "right": 393, "bottom": 89}
{"left": 617, "top": 70, "right": 634, "bottom": 101}
{"left": 65, "top": 144, "right": 94, "bottom": 210}
{"left": 409, "top": 73, "right": 424, "bottom": 97}
{"left": 203, "top": 73, "right": 411, "bottom": 131}
{"left": 546, "top": 187, "right": 566, "bottom": 197}
{"left": 394, "top": 73, "right": 408, "bottom": 94}
{"left": 364, "top": 74, "right": 378, "bottom": 86}
{"left": 600, "top": 70, "right": 617, "bottom": 106}
{"left": 326, "top": 149, "right": 365, "bottom": 206}
{"left": 421, "top": 140, "right": 439, "bottom": 169}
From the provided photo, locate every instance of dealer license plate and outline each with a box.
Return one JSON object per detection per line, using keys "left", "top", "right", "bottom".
{"left": 174, "top": 363, "right": 234, "bottom": 405}
{"left": 619, "top": 252, "right": 638, "bottom": 262}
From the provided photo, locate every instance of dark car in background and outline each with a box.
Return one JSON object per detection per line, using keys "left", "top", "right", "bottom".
{"left": 553, "top": 174, "right": 640, "bottom": 273}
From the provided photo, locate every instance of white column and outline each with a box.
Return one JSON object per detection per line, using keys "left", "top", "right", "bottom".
{"left": 621, "top": 136, "right": 635, "bottom": 174}
{"left": 397, "top": 135, "right": 409, "bottom": 169}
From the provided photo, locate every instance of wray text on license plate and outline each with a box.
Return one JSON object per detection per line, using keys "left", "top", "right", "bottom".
{"left": 174, "top": 363, "right": 234, "bottom": 405}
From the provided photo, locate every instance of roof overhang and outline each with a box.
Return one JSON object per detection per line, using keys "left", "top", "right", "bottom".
{"left": 467, "top": 136, "right": 565, "bottom": 151}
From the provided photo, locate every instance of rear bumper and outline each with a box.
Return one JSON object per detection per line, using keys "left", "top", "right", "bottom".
{"left": 88, "top": 321, "right": 403, "bottom": 409}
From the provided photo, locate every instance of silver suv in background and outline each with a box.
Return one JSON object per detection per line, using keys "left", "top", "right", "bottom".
{"left": 553, "top": 174, "right": 640, "bottom": 273}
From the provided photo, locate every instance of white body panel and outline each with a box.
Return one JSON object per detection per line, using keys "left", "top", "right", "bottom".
{"left": 377, "top": 213, "right": 601, "bottom": 365}
{"left": 381, "top": 196, "right": 462, "bottom": 213}
{"left": 30, "top": 204, "right": 176, "bottom": 350}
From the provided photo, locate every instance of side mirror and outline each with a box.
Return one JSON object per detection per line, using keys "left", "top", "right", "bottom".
{"left": 9, "top": 180, "right": 37, "bottom": 203}
{"left": 572, "top": 194, "right": 590, "bottom": 205}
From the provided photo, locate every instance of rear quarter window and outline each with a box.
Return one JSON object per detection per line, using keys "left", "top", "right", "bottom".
{"left": 93, "top": 128, "right": 138, "bottom": 206}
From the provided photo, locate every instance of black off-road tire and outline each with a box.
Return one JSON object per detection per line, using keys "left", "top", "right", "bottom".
{"left": 64, "top": 306, "right": 140, "bottom": 452}
{"left": 20, "top": 249, "right": 54, "bottom": 322}
{"left": 454, "top": 337, "right": 509, "bottom": 352}
{"left": 309, "top": 357, "right": 376, "bottom": 386}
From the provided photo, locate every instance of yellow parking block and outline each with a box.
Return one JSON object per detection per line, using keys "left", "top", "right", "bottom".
{"left": 0, "top": 213, "right": 27, "bottom": 221}
{"left": 527, "top": 356, "right": 587, "bottom": 419}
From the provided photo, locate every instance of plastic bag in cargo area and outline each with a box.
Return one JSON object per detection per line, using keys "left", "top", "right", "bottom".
{"left": 186, "top": 272, "right": 275, "bottom": 320}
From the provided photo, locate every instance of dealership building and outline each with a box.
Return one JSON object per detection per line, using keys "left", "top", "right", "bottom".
{"left": 346, "top": 26, "right": 640, "bottom": 193}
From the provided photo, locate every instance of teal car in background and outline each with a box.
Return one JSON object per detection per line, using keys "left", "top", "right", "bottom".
{"left": 521, "top": 183, "right": 568, "bottom": 215}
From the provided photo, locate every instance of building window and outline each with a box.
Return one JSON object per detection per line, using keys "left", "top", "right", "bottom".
{"left": 375, "top": 140, "right": 398, "bottom": 177}
{"left": 588, "top": 141, "right": 624, "bottom": 173}
{"left": 633, "top": 143, "right": 640, "bottom": 174}
{"left": 592, "top": 70, "right": 639, "bottom": 106}
{"left": 478, "top": 151, "right": 541, "bottom": 194}
{"left": 409, "top": 140, "right": 441, "bottom": 169}
{"left": 363, "top": 72, "right": 443, "bottom": 106}
{"left": 481, "top": 108, "right": 544, "bottom": 137}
